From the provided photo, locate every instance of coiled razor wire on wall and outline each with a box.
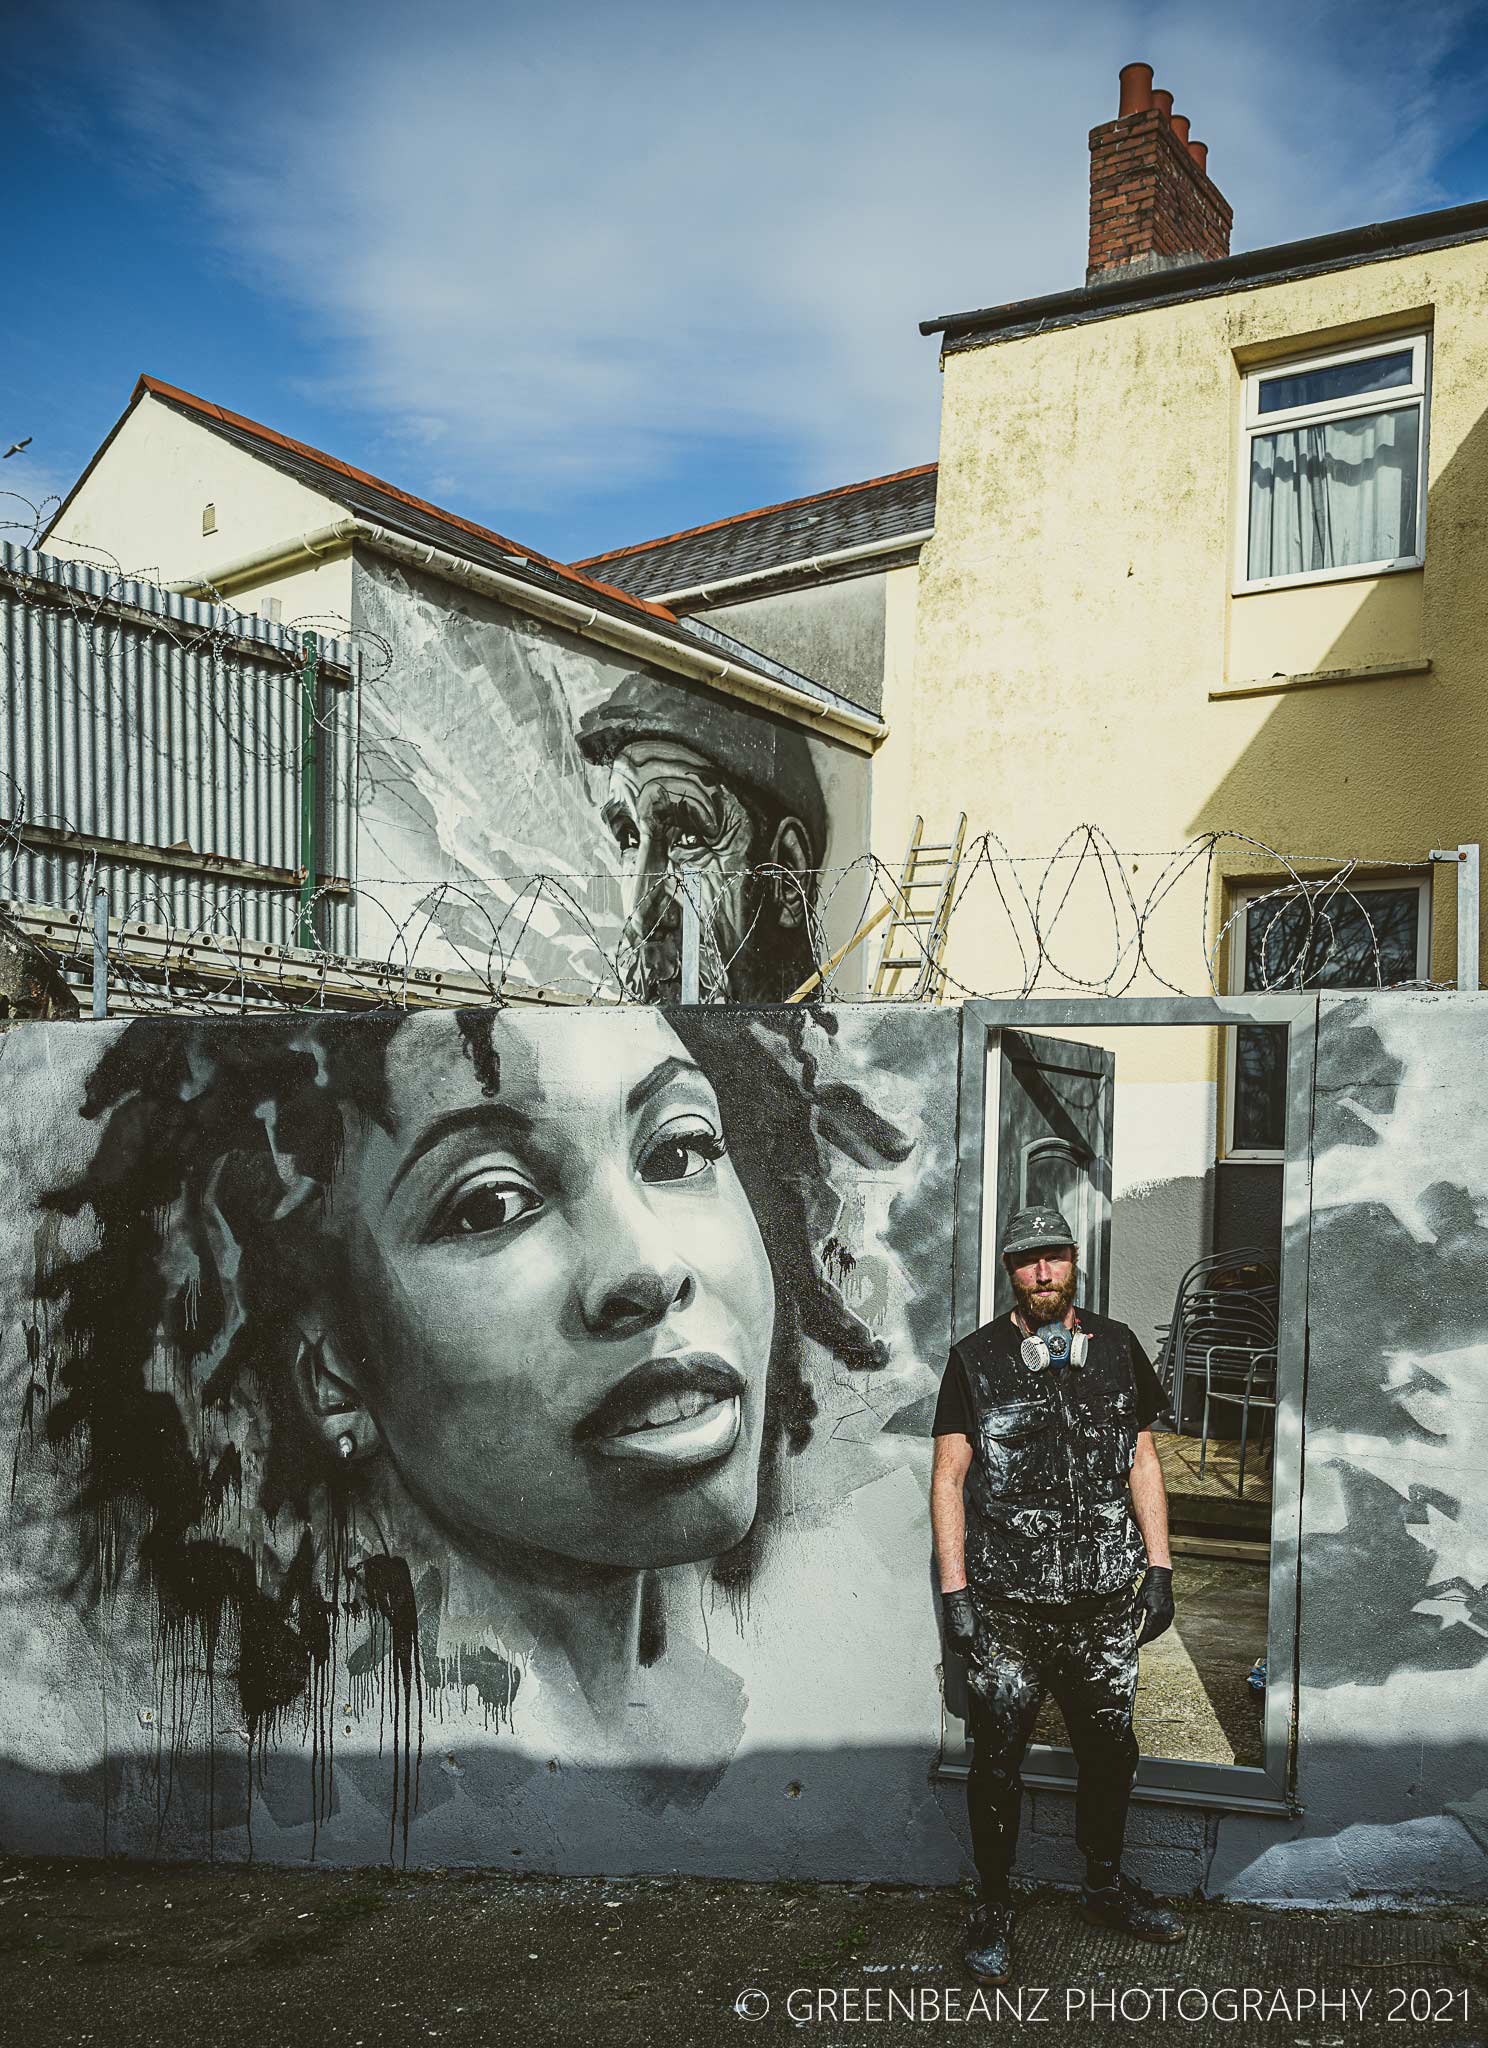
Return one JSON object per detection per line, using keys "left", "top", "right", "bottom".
{"left": 0, "top": 507, "right": 1456, "bottom": 1013}
{"left": 1, "top": 789, "right": 1451, "bottom": 1015}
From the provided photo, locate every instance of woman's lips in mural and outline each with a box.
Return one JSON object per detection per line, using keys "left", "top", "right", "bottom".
{"left": 576, "top": 1355, "right": 745, "bottom": 1468}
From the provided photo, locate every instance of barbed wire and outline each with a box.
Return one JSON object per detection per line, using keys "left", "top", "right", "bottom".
{"left": 1, "top": 794, "right": 1455, "bottom": 1015}
{"left": 0, "top": 517, "right": 1460, "bottom": 1014}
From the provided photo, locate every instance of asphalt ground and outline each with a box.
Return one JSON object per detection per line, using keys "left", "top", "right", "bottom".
{"left": 1, "top": 1858, "right": 1484, "bottom": 2048}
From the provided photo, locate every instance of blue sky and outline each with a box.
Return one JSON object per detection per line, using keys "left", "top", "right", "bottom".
{"left": 5, "top": 0, "right": 1488, "bottom": 566}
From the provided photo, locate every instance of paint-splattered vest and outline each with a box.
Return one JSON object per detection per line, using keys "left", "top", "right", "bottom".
{"left": 958, "top": 1308, "right": 1146, "bottom": 1607}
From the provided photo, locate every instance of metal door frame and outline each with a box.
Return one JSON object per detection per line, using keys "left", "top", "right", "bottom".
{"left": 944, "top": 994, "right": 1318, "bottom": 1817}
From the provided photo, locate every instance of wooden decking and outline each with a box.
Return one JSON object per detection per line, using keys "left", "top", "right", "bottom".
{"left": 1154, "top": 1426, "right": 1272, "bottom": 1538}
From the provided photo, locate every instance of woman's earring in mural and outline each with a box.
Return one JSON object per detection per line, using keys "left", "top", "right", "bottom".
{"left": 294, "top": 1333, "right": 377, "bottom": 1464}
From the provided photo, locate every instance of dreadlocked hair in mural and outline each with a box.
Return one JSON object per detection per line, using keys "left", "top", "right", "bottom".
{"left": 30, "top": 1003, "right": 911, "bottom": 1749}
{"left": 34, "top": 1013, "right": 408, "bottom": 1768}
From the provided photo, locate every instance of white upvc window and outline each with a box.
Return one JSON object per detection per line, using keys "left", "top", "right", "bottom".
{"left": 1236, "top": 333, "right": 1429, "bottom": 593}
{"left": 1223, "top": 875, "right": 1430, "bottom": 1160}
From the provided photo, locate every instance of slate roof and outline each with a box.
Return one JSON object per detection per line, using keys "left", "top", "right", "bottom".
{"left": 44, "top": 379, "right": 880, "bottom": 722}
{"left": 573, "top": 462, "right": 937, "bottom": 599}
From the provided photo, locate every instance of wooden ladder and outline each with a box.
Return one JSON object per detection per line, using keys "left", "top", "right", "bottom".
{"left": 785, "top": 814, "right": 968, "bottom": 1004}
{"left": 869, "top": 813, "right": 967, "bottom": 1001}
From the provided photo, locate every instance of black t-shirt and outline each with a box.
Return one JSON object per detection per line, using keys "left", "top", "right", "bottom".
{"left": 931, "top": 1318, "right": 1166, "bottom": 1440}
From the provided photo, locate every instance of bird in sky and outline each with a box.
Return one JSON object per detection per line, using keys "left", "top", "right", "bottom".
{"left": 4, "top": 438, "right": 33, "bottom": 459}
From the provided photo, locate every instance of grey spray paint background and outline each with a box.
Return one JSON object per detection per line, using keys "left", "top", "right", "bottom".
{"left": 348, "top": 557, "right": 871, "bottom": 994}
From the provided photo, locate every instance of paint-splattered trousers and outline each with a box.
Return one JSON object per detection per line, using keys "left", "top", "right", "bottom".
{"left": 964, "top": 1587, "right": 1139, "bottom": 1906}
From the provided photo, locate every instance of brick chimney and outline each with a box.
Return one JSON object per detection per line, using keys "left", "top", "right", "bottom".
{"left": 1087, "top": 63, "right": 1232, "bottom": 285}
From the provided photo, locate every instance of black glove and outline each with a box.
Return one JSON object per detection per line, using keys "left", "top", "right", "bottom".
{"left": 941, "top": 1587, "right": 978, "bottom": 1660}
{"left": 1131, "top": 1564, "right": 1175, "bottom": 1647}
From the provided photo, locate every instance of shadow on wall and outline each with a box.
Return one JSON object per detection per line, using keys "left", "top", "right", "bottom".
{"left": 1297, "top": 996, "right": 1488, "bottom": 1693}
{"left": 4, "top": 997, "right": 1488, "bottom": 1903}
{"left": 4, "top": 1731, "right": 1486, "bottom": 1905}
{"left": 1188, "top": 395, "right": 1488, "bottom": 892}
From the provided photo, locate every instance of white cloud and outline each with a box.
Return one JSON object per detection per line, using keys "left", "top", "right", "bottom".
{"left": 47, "top": 0, "right": 1488, "bottom": 527}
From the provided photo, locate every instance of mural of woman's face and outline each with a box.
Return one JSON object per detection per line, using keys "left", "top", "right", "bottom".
{"left": 321, "top": 1010, "right": 776, "bottom": 1574}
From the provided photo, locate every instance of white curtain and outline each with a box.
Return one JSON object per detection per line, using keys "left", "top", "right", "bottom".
{"left": 1248, "top": 406, "right": 1419, "bottom": 580}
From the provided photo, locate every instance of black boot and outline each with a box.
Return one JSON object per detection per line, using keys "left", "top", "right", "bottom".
{"left": 963, "top": 1898, "right": 1016, "bottom": 1983}
{"left": 1078, "top": 1866, "right": 1186, "bottom": 1943}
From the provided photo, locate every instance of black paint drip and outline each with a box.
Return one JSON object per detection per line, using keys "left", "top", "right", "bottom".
{"left": 455, "top": 1008, "right": 502, "bottom": 1098}
{"left": 349, "top": 1555, "right": 424, "bottom": 1862}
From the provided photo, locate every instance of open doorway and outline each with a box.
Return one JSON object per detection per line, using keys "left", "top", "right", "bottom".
{"left": 942, "top": 996, "right": 1314, "bottom": 1814}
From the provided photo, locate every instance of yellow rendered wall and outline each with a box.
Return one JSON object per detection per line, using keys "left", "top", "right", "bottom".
{"left": 871, "top": 562, "right": 924, "bottom": 883}
{"left": 43, "top": 395, "right": 354, "bottom": 625}
{"left": 902, "top": 233, "right": 1488, "bottom": 1082}
{"left": 1226, "top": 568, "right": 1424, "bottom": 688}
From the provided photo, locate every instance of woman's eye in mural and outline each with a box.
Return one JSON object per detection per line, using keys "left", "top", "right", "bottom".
{"left": 638, "top": 1117, "right": 727, "bottom": 1185}
{"left": 429, "top": 1171, "right": 543, "bottom": 1240}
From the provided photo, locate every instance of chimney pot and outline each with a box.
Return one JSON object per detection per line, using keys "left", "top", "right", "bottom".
{"left": 1153, "top": 88, "right": 1174, "bottom": 120}
{"left": 1117, "top": 62, "right": 1154, "bottom": 117}
{"left": 1188, "top": 139, "right": 1208, "bottom": 174}
{"left": 1170, "top": 113, "right": 1190, "bottom": 145}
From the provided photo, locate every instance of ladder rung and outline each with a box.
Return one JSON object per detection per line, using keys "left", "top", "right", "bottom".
{"left": 913, "top": 843, "right": 955, "bottom": 853}
{"left": 880, "top": 955, "right": 927, "bottom": 969}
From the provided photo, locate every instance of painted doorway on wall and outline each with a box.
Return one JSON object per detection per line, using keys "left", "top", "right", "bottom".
{"left": 946, "top": 997, "right": 1314, "bottom": 1816}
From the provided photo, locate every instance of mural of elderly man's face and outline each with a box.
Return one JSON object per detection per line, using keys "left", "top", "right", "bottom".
{"left": 601, "top": 736, "right": 814, "bottom": 1002}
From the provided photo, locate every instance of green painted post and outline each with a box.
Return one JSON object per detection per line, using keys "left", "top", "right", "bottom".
{"left": 297, "top": 630, "right": 320, "bottom": 950}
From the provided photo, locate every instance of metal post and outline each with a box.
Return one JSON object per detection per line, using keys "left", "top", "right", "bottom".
{"left": 91, "top": 886, "right": 109, "bottom": 1019}
{"left": 1431, "top": 844, "right": 1480, "bottom": 991}
{"left": 297, "top": 630, "right": 320, "bottom": 951}
{"left": 1458, "top": 843, "right": 1480, "bottom": 992}
{"left": 679, "top": 876, "right": 700, "bottom": 1004}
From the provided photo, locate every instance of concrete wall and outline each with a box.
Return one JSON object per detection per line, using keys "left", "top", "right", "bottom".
{"left": 909, "top": 235, "right": 1488, "bottom": 1023}
{"left": 0, "top": 1002, "right": 959, "bottom": 1878}
{"left": 350, "top": 553, "right": 873, "bottom": 1000}
{"left": 1205, "top": 992, "right": 1488, "bottom": 1902}
{"left": 2, "top": 993, "right": 1485, "bottom": 1901}
{"left": 43, "top": 393, "right": 354, "bottom": 627}
{"left": 693, "top": 572, "right": 889, "bottom": 716}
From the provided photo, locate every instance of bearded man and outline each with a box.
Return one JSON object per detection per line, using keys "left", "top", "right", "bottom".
{"left": 930, "top": 1206, "right": 1186, "bottom": 1984}
{"left": 575, "top": 672, "right": 826, "bottom": 1003}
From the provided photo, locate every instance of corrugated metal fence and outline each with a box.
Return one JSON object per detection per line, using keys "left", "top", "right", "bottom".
{"left": 0, "top": 543, "right": 357, "bottom": 953}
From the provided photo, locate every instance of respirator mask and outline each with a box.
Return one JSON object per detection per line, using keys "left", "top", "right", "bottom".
{"left": 1019, "top": 1320, "right": 1090, "bottom": 1371}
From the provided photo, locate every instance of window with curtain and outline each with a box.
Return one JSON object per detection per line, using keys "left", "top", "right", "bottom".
{"left": 1241, "top": 336, "right": 1428, "bottom": 588}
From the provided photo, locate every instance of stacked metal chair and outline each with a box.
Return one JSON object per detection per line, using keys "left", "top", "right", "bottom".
{"left": 1155, "top": 1249, "right": 1280, "bottom": 1494}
